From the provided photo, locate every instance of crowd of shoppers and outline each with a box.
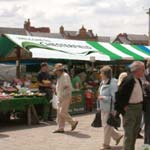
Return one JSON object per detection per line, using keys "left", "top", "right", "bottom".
{"left": 36, "top": 60, "right": 149, "bottom": 150}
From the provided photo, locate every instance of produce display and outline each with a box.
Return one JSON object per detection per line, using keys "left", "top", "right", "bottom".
{"left": 0, "top": 76, "right": 46, "bottom": 100}
{"left": 0, "top": 93, "right": 13, "bottom": 100}
{"left": 9, "top": 91, "right": 45, "bottom": 98}
{"left": 0, "top": 87, "right": 17, "bottom": 93}
{"left": 42, "top": 80, "right": 50, "bottom": 84}
{"left": 0, "top": 86, "right": 46, "bottom": 100}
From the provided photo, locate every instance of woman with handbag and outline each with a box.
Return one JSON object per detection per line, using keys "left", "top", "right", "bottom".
{"left": 98, "top": 66, "right": 123, "bottom": 150}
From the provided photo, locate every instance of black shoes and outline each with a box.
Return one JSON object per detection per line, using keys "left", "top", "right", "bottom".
{"left": 53, "top": 129, "right": 65, "bottom": 133}
{"left": 48, "top": 118, "right": 54, "bottom": 121}
{"left": 137, "top": 133, "right": 143, "bottom": 139}
{"left": 71, "top": 121, "right": 78, "bottom": 131}
{"left": 53, "top": 121, "right": 78, "bottom": 133}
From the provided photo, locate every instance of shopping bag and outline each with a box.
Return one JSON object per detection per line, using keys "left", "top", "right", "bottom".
{"left": 50, "top": 94, "right": 58, "bottom": 109}
{"left": 107, "top": 96, "right": 121, "bottom": 128}
{"left": 91, "top": 111, "right": 102, "bottom": 128}
{"left": 107, "top": 113, "right": 121, "bottom": 128}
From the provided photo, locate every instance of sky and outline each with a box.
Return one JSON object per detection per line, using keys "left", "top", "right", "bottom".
{"left": 0, "top": 0, "right": 150, "bottom": 37}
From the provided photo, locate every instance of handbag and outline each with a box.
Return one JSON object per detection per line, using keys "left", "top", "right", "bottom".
{"left": 107, "top": 97, "right": 121, "bottom": 128}
{"left": 91, "top": 110, "right": 102, "bottom": 128}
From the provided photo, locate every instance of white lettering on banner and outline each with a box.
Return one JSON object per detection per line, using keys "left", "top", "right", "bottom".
{"left": 40, "top": 42, "right": 92, "bottom": 49}
{"left": 7, "top": 34, "right": 92, "bottom": 50}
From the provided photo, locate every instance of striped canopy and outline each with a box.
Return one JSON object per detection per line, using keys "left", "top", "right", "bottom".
{"left": 0, "top": 34, "right": 150, "bottom": 61}
{"left": 87, "top": 41, "right": 150, "bottom": 60}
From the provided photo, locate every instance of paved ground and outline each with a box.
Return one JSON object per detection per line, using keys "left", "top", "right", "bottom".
{"left": 0, "top": 113, "right": 144, "bottom": 150}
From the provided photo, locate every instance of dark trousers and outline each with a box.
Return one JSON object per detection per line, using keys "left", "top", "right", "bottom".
{"left": 144, "top": 97, "right": 150, "bottom": 144}
{"left": 123, "top": 104, "right": 142, "bottom": 150}
{"left": 45, "top": 89, "right": 53, "bottom": 119}
{"left": 36, "top": 88, "right": 53, "bottom": 120}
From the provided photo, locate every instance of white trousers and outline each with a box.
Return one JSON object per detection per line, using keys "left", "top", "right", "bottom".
{"left": 101, "top": 111, "right": 122, "bottom": 146}
{"left": 57, "top": 97, "right": 76, "bottom": 129}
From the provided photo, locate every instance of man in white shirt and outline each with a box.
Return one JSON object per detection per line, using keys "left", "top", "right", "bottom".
{"left": 115, "top": 61, "right": 145, "bottom": 150}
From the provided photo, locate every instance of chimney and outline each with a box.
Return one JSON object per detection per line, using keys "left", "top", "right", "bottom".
{"left": 79, "top": 25, "right": 86, "bottom": 37}
{"left": 60, "top": 25, "right": 64, "bottom": 34}
{"left": 88, "top": 29, "right": 94, "bottom": 37}
{"left": 24, "top": 19, "right": 31, "bottom": 31}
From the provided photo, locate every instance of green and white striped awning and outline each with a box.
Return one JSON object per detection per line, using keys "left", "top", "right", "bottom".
{"left": 87, "top": 41, "right": 150, "bottom": 60}
{"left": 0, "top": 34, "right": 150, "bottom": 61}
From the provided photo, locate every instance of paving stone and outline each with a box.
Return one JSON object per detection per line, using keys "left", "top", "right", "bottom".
{"left": 0, "top": 113, "right": 143, "bottom": 150}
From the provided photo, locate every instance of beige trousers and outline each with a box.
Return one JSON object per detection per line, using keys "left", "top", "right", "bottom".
{"left": 57, "top": 97, "right": 76, "bottom": 129}
{"left": 101, "top": 111, "right": 122, "bottom": 146}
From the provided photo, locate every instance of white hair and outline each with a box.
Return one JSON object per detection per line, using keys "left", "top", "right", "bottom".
{"left": 130, "top": 61, "right": 144, "bottom": 72}
{"left": 118, "top": 72, "right": 127, "bottom": 86}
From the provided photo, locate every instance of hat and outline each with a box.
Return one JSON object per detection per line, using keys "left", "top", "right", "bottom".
{"left": 53, "top": 63, "right": 64, "bottom": 72}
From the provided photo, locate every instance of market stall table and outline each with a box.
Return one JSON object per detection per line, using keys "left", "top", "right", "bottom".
{"left": 0, "top": 96, "right": 49, "bottom": 125}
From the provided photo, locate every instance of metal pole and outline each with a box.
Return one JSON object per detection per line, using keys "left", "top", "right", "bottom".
{"left": 146, "top": 8, "right": 150, "bottom": 45}
{"left": 16, "top": 47, "right": 21, "bottom": 78}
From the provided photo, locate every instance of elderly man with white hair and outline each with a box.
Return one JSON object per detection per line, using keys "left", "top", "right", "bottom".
{"left": 115, "top": 61, "right": 145, "bottom": 150}
{"left": 141, "top": 59, "right": 150, "bottom": 144}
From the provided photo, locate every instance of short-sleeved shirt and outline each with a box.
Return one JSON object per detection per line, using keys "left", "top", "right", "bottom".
{"left": 37, "top": 71, "right": 52, "bottom": 91}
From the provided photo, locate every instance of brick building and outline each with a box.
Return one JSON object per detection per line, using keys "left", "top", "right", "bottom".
{"left": 0, "top": 19, "right": 110, "bottom": 42}
{"left": 59, "top": 25, "right": 110, "bottom": 42}
{"left": 24, "top": 19, "right": 50, "bottom": 33}
{"left": 113, "top": 33, "right": 149, "bottom": 45}
{"left": 59, "top": 25, "right": 97, "bottom": 41}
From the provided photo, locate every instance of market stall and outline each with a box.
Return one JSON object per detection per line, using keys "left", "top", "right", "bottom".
{"left": 0, "top": 91, "right": 49, "bottom": 125}
{"left": 1, "top": 34, "right": 150, "bottom": 119}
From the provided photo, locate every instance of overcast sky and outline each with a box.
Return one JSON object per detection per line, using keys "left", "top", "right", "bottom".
{"left": 0, "top": 0, "right": 150, "bottom": 37}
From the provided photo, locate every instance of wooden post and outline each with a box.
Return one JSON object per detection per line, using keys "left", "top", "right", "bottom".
{"left": 27, "top": 106, "right": 31, "bottom": 125}
{"left": 31, "top": 105, "right": 39, "bottom": 124}
{"left": 27, "top": 105, "right": 39, "bottom": 125}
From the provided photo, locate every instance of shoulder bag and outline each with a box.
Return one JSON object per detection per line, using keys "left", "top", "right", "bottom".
{"left": 107, "top": 97, "right": 121, "bottom": 128}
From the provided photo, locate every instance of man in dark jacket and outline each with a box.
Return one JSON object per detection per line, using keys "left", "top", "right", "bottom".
{"left": 141, "top": 59, "right": 150, "bottom": 144}
{"left": 115, "top": 61, "right": 145, "bottom": 150}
